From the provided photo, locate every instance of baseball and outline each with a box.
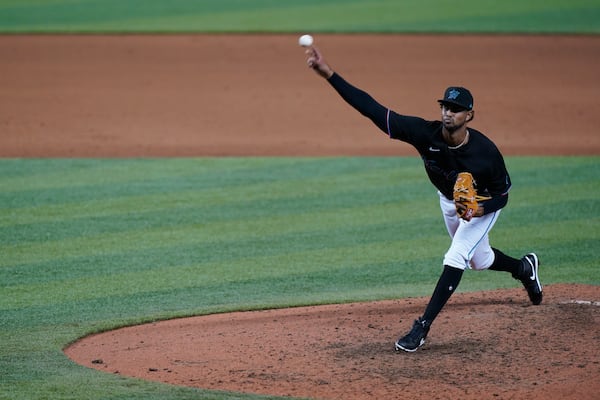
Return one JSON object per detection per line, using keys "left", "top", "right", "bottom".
{"left": 298, "top": 34, "right": 314, "bottom": 47}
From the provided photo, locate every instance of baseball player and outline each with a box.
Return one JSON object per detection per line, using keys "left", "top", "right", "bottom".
{"left": 304, "top": 45, "right": 542, "bottom": 352}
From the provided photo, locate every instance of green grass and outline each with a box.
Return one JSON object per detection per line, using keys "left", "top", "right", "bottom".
{"left": 0, "top": 0, "right": 599, "bottom": 33}
{"left": 0, "top": 156, "right": 598, "bottom": 399}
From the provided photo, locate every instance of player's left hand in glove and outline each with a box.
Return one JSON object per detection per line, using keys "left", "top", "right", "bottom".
{"left": 453, "top": 172, "right": 490, "bottom": 221}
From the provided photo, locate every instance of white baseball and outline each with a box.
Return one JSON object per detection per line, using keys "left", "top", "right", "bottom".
{"left": 298, "top": 34, "right": 314, "bottom": 47}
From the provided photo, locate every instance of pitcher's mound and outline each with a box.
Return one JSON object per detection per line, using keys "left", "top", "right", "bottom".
{"left": 65, "top": 284, "right": 600, "bottom": 400}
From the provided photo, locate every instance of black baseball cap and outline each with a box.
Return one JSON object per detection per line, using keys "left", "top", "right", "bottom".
{"left": 437, "top": 86, "right": 474, "bottom": 111}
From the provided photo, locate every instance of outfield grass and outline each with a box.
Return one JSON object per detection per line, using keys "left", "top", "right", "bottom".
{"left": 0, "top": 0, "right": 599, "bottom": 33}
{"left": 1, "top": 156, "right": 598, "bottom": 399}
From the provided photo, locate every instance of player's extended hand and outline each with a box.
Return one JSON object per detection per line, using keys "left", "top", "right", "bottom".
{"left": 306, "top": 46, "right": 334, "bottom": 79}
{"left": 454, "top": 201, "right": 484, "bottom": 221}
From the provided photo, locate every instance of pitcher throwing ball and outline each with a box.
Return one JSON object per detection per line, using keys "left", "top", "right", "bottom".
{"left": 303, "top": 44, "right": 542, "bottom": 352}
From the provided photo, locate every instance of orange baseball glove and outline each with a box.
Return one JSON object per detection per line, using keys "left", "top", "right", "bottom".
{"left": 453, "top": 172, "right": 491, "bottom": 221}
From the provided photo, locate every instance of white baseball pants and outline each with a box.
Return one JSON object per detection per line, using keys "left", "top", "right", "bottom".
{"left": 439, "top": 191, "right": 501, "bottom": 270}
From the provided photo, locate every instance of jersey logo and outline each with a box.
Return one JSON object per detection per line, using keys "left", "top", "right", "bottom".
{"left": 429, "top": 146, "right": 441, "bottom": 152}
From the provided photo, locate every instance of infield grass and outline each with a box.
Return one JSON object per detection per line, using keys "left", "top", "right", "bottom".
{"left": 0, "top": 0, "right": 599, "bottom": 33}
{"left": 0, "top": 156, "right": 598, "bottom": 399}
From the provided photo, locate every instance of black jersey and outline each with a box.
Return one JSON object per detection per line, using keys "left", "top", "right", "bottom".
{"left": 328, "top": 73, "right": 511, "bottom": 214}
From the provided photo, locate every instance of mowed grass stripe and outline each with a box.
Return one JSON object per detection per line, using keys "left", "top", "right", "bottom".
{"left": 1, "top": 172, "right": 592, "bottom": 230}
{"left": 1, "top": 214, "right": 444, "bottom": 292}
{"left": 3, "top": 215, "right": 597, "bottom": 310}
{"left": 1, "top": 258, "right": 444, "bottom": 335}
{"left": 1, "top": 0, "right": 597, "bottom": 33}
{"left": 0, "top": 196, "right": 439, "bottom": 268}
{"left": 2, "top": 188, "right": 595, "bottom": 267}
{"left": 0, "top": 157, "right": 412, "bottom": 193}
{"left": 0, "top": 157, "right": 306, "bottom": 192}
{"left": 0, "top": 154, "right": 597, "bottom": 294}
{"left": 1, "top": 182, "right": 432, "bottom": 245}
{"left": 1, "top": 234, "right": 449, "bottom": 311}
{"left": 2, "top": 157, "right": 597, "bottom": 269}
{"left": 0, "top": 163, "right": 423, "bottom": 228}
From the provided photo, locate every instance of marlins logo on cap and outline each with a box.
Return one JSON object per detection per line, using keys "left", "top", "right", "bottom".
{"left": 447, "top": 89, "right": 460, "bottom": 100}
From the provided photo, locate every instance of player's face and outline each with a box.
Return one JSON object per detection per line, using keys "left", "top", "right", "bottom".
{"left": 440, "top": 104, "right": 470, "bottom": 132}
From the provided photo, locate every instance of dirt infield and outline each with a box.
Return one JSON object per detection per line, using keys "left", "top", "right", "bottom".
{"left": 1, "top": 34, "right": 599, "bottom": 157}
{"left": 2, "top": 34, "right": 598, "bottom": 399}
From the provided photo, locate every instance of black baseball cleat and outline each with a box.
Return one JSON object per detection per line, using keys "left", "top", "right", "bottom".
{"left": 520, "top": 253, "right": 543, "bottom": 305}
{"left": 395, "top": 317, "right": 430, "bottom": 352}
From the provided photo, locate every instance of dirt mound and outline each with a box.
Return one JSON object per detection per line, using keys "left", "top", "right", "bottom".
{"left": 65, "top": 284, "right": 600, "bottom": 400}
